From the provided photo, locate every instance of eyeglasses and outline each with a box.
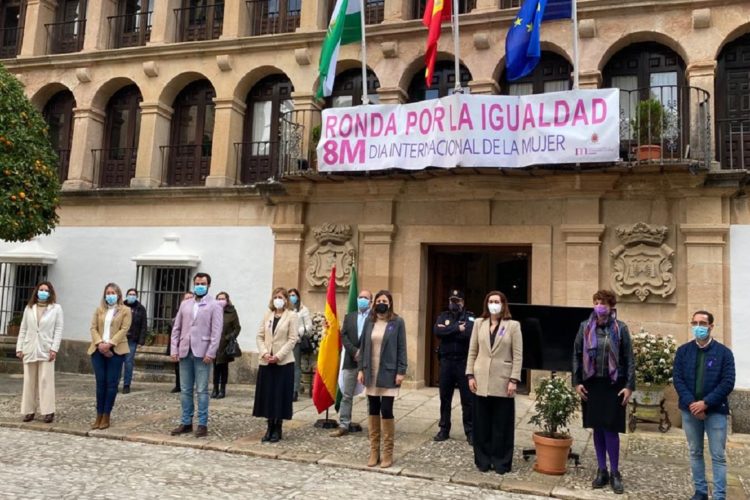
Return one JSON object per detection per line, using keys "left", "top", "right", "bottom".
{"left": 690, "top": 321, "right": 710, "bottom": 327}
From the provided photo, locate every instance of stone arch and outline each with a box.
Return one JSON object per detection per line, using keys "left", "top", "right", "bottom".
{"left": 491, "top": 42, "right": 573, "bottom": 83}
{"left": 596, "top": 31, "right": 689, "bottom": 72}
{"left": 234, "top": 66, "right": 289, "bottom": 101}
{"left": 158, "top": 71, "right": 215, "bottom": 106}
{"left": 715, "top": 22, "right": 750, "bottom": 60}
{"left": 398, "top": 52, "right": 473, "bottom": 94}
{"left": 30, "top": 82, "right": 74, "bottom": 111}
{"left": 310, "top": 60, "right": 380, "bottom": 99}
{"left": 90, "top": 77, "right": 141, "bottom": 113}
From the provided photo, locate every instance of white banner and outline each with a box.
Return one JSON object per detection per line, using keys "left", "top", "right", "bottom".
{"left": 317, "top": 89, "right": 620, "bottom": 171}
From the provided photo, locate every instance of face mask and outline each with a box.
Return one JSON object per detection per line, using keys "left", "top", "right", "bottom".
{"left": 217, "top": 299, "right": 227, "bottom": 308}
{"left": 692, "top": 325, "right": 710, "bottom": 341}
{"left": 105, "top": 294, "right": 118, "bottom": 306}
{"left": 357, "top": 297, "right": 370, "bottom": 311}
{"left": 289, "top": 295, "right": 299, "bottom": 305}
{"left": 594, "top": 304, "right": 609, "bottom": 316}
{"left": 193, "top": 284, "right": 208, "bottom": 297}
{"left": 374, "top": 303, "right": 389, "bottom": 315}
{"left": 488, "top": 303, "right": 502, "bottom": 315}
{"left": 273, "top": 298, "right": 286, "bottom": 310}
{"left": 37, "top": 290, "right": 50, "bottom": 301}
{"left": 125, "top": 295, "right": 136, "bottom": 304}
{"left": 449, "top": 303, "right": 461, "bottom": 313}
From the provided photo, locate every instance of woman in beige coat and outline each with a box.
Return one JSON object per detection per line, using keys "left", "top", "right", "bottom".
{"left": 466, "top": 290, "right": 523, "bottom": 474}
{"left": 253, "top": 287, "right": 299, "bottom": 443}
{"left": 15, "top": 281, "right": 64, "bottom": 423}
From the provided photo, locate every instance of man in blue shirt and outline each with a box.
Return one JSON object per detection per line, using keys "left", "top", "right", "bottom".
{"left": 673, "top": 310, "right": 736, "bottom": 500}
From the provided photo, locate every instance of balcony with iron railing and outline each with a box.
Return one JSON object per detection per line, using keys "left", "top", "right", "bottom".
{"left": 92, "top": 148, "right": 138, "bottom": 187}
{"left": 45, "top": 19, "right": 86, "bottom": 54}
{"left": 246, "top": 0, "right": 300, "bottom": 36}
{"left": 717, "top": 118, "right": 750, "bottom": 170}
{"left": 160, "top": 143, "right": 212, "bottom": 186}
{"left": 174, "top": 3, "right": 224, "bottom": 42}
{"left": 108, "top": 11, "right": 152, "bottom": 49}
{"left": 0, "top": 26, "right": 22, "bottom": 59}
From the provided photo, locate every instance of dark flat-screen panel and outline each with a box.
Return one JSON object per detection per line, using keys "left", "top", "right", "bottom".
{"left": 509, "top": 304, "right": 591, "bottom": 372}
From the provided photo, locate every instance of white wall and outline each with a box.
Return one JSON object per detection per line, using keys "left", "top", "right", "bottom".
{"left": 0, "top": 226, "right": 274, "bottom": 352}
{"left": 731, "top": 225, "right": 750, "bottom": 389}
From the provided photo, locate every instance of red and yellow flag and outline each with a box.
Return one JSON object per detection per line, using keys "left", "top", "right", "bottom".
{"left": 312, "top": 265, "right": 341, "bottom": 413}
{"left": 423, "top": 0, "right": 452, "bottom": 88}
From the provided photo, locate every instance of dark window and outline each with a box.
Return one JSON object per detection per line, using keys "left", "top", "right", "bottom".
{"left": 42, "top": 90, "right": 76, "bottom": 182}
{"left": 109, "top": 0, "right": 152, "bottom": 48}
{"left": 328, "top": 0, "right": 383, "bottom": 25}
{"left": 716, "top": 33, "right": 750, "bottom": 169}
{"left": 46, "top": 0, "right": 86, "bottom": 54}
{"left": 166, "top": 80, "right": 216, "bottom": 186}
{"left": 0, "top": 263, "right": 47, "bottom": 335}
{"left": 175, "top": 0, "right": 224, "bottom": 42}
{"left": 408, "top": 60, "right": 472, "bottom": 102}
{"left": 500, "top": 0, "right": 521, "bottom": 8}
{"left": 239, "top": 74, "right": 294, "bottom": 183}
{"left": 413, "top": 0, "right": 474, "bottom": 20}
{"left": 248, "top": 0, "right": 300, "bottom": 36}
{"left": 135, "top": 266, "right": 191, "bottom": 335}
{"left": 500, "top": 51, "right": 571, "bottom": 95}
{"left": 97, "top": 85, "right": 142, "bottom": 187}
{"left": 327, "top": 68, "right": 381, "bottom": 108}
{"left": 0, "top": 0, "right": 26, "bottom": 58}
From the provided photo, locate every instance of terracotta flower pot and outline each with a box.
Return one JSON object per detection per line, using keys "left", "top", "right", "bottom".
{"left": 6, "top": 325, "right": 20, "bottom": 336}
{"left": 635, "top": 144, "right": 662, "bottom": 161}
{"left": 532, "top": 432, "right": 573, "bottom": 475}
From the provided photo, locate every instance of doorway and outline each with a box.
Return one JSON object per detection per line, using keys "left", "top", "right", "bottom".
{"left": 425, "top": 245, "right": 531, "bottom": 387}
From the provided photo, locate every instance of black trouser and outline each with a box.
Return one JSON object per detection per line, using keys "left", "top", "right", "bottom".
{"left": 213, "top": 362, "right": 229, "bottom": 387}
{"left": 473, "top": 395, "right": 515, "bottom": 473}
{"left": 438, "top": 355, "right": 473, "bottom": 437}
{"left": 368, "top": 395, "right": 394, "bottom": 419}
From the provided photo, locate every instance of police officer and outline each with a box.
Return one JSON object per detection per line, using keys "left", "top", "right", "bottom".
{"left": 433, "top": 289, "right": 475, "bottom": 444}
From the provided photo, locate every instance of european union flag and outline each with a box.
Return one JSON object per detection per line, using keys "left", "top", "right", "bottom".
{"left": 505, "top": 0, "right": 548, "bottom": 81}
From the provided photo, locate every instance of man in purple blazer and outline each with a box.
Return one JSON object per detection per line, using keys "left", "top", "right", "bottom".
{"left": 170, "top": 272, "right": 223, "bottom": 438}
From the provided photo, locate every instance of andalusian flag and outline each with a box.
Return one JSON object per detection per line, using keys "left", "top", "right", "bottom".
{"left": 335, "top": 264, "right": 359, "bottom": 412}
{"left": 316, "top": 0, "right": 363, "bottom": 99}
{"left": 422, "top": 0, "right": 452, "bottom": 88}
{"left": 312, "top": 266, "right": 341, "bottom": 413}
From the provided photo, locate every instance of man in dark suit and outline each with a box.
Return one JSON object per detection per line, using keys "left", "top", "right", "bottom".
{"left": 434, "top": 289, "right": 475, "bottom": 444}
{"left": 330, "top": 289, "right": 372, "bottom": 437}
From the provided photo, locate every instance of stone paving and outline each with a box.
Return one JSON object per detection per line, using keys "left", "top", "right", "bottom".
{"left": 0, "top": 373, "right": 748, "bottom": 499}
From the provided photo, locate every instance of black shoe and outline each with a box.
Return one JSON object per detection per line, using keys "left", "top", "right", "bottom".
{"left": 170, "top": 387, "right": 181, "bottom": 393}
{"left": 293, "top": 391, "right": 298, "bottom": 402}
{"left": 217, "top": 386, "right": 226, "bottom": 399}
{"left": 476, "top": 463, "right": 490, "bottom": 472}
{"left": 170, "top": 424, "right": 193, "bottom": 436}
{"left": 194, "top": 425, "right": 208, "bottom": 438}
{"left": 262, "top": 420, "right": 273, "bottom": 442}
{"left": 689, "top": 493, "right": 709, "bottom": 500}
{"left": 122, "top": 386, "right": 130, "bottom": 394}
{"left": 610, "top": 471, "right": 624, "bottom": 494}
{"left": 433, "top": 430, "right": 449, "bottom": 442}
{"left": 466, "top": 434, "right": 473, "bottom": 446}
{"left": 592, "top": 468, "right": 609, "bottom": 489}
{"left": 210, "top": 387, "right": 219, "bottom": 399}
{"left": 269, "top": 421, "right": 281, "bottom": 443}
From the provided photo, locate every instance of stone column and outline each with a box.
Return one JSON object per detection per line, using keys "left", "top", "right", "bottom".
{"left": 271, "top": 224, "right": 306, "bottom": 288}
{"left": 131, "top": 102, "right": 173, "bottom": 188}
{"left": 468, "top": 79, "right": 499, "bottom": 95}
{"left": 579, "top": 70, "right": 602, "bottom": 90}
{"left": 20, "top": 0, "right": 57, "bottom": 56}
{"left": 560, "top": 224, "right": 605, "bottom": 305}
{"left": 62, "top": 107, "right": 105, "bottom": 190}
{"left": 220, "top": 0, "right": 250, "bottom": 39}
{"left": 376, "top": 86, "right": 407, "bottom": 104}
{"left": 206, "top": 97, "right": 246, "bottom": 187}
{"left": 297, "top": 0, "right": 322, "bottom": 31}
{"left": 82, "top": 0, "right": 117, "bottom": 51}
{"left": 686, "top": 61, "right": 716, "bottom": 168}
{"left": 147, "top": 0, "right": 182, "bottom": 45}
{"left": 383, "top": 0, "right": 411, "bottom": 22}
{"left": 359, "top": 224, "right": 396, "bottom": 292}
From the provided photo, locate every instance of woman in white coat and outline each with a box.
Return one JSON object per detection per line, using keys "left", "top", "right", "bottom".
{"left": 15, "top": 281, "right": 64, "bottom": 423}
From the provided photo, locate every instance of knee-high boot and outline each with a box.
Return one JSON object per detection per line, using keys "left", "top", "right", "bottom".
{"left": 380, "top": 418, "right": 395, "bottom": 468}
{"left": 367, "top": 415, "right": 381, "bottom": 467}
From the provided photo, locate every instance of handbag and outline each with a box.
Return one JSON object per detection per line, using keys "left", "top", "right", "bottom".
{"left": 225, "top": 337, "right": 242, "bottom": 358}
{"left": 300, "top": 332, "right": 314, "bottom": 354}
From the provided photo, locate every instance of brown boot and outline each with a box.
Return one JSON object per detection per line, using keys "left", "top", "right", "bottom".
{"left": 99, "top": 414, "right": 110, "bottom": 430}
{"left": 367, "top": 415, "right": 381, "bottom": 467}
{"left": 91, "top": 414, "right": 103, "bottom": 430}
{"left": 380, "top": 418, "right": 395, "bottom": 468}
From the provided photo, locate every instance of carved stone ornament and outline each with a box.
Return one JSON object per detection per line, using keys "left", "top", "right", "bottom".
{"left": 305, "top": 224, "right": 356, "bottom": 288}
{"left": 610, "top": 222, "right": 675, "bottom": 302}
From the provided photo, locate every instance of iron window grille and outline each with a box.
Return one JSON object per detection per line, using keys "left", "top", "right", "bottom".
{"left": 0, "top": 263, "right": 48, "bottom": 335}
{"left": 135, "top": 266, "right": 193, "bottom": 336}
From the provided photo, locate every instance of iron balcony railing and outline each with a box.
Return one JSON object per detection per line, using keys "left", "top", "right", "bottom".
{"left": 717, "top": 118, "right": 750, "bottom": 170}
{"left": 617, "top": 85, "right": 711, "bottom": 169}
{"left": 108, "top": 11, "right": 152, "bottom": 48}
{"left": 174, "top": 3, "right": 224, "bottom": 42}
{"left": 500, "top": 0, "right": 521, "bottom": 8}
{"left": 55, "top": 148, "right": 71, "bottom": 183}
{"left": 0, "top": 26, "right": 23, "bottom": 58}
{"left": 364, "top": 0, "right": 384, "bottom": 25}
{"left": 92, "top": 148, "right": 138, "bottom": 188}
{"left": 247, "top": 0, "right": 300, "bottom": 36}
{"left": 45, "top": 19, "right": 86, "bottom": 54}
{"left": 160, "top": 144, "right": 212, "bottom": 186}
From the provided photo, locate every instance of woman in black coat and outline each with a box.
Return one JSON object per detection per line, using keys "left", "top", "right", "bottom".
{"left": 211, "top": 291, "right": 241, "bottom": 399}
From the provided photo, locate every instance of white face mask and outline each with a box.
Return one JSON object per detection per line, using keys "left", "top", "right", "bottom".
{"left": 273, "top": 298, "right": 285, "bottom": 310}
{"left": 488, "top": 303, "right": 503, "bottom": 315}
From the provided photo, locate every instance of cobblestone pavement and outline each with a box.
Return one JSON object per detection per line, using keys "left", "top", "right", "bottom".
{"left": 0, "top": 373, "right": 748, "bottom": 499}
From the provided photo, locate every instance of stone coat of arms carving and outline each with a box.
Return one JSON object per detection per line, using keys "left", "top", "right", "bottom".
{"left": 610, "top": 222, "right": 675, "bottom": 302}
{"left": 305, "top": 223, "right": 356, "bottom": 288}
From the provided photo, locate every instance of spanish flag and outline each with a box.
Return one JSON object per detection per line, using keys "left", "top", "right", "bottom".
{"left": 312, "top": 265, "right": 341, "bottom": 413}
{"left": 423, "top": 0, "right": 452, "bottom": 88}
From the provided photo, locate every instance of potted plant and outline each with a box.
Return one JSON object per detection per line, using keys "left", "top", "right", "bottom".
{"left": 529, "top": 376, "right": 579, "bottom": 475}
{"left": 144, "top": 330, "right": 156, "bottom": 346}
{"left": 155, "top": 330, "right": 171, "bottom": 346}
{"left": 631, "top": 98, "right": 665, "bottom": 161}
{"left": 6, "top": 313, "right": 23, "bottom": 336}
{"left": 632, "top": 328, "right": 678, "bottom": 405}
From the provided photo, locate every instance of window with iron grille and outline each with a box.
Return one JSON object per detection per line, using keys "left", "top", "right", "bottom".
{"left": 135, "top": 266, "right": 192, "bottom": 335}
{"left": 0, "top": 263, "right": 48, "bottom": 335}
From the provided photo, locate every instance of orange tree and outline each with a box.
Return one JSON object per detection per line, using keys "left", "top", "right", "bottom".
{"left": 0, "top": 64, "right": 59, "bottom": 242}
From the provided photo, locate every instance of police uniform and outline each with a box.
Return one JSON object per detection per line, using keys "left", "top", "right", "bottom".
{"left": 433, "top": 290, "right": 475, "bottom": 442}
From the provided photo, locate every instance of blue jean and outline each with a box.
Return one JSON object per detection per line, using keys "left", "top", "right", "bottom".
{"left": 682, "top": 410, "right": 728, "bottom": 500}
{"left": 122, "top": 340, "right": 138, "bottom": 387}
{"left": 179, "top": 351, "right": 210, "bottom": 426}
{"left": 91, "top": 351, "right": 125, "bottom": 415}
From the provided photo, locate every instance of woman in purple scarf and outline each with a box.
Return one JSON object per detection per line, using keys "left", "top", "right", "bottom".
{"left": 572, "top": 290, "right": 635, "bottom": 495}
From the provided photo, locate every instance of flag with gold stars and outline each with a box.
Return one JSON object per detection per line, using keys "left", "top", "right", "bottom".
{"left": 505, "top": 0, "right": 548, "bottom": 81}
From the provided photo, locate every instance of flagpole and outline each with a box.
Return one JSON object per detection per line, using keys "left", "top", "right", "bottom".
{"left": 572, "top": 0, "right": 579, "bottom": 89}
{"left": 360, "top": 0, "right": 369, "bottom": 104}
{"left": 452, "top": 0, "right": 462, "bottom": 93}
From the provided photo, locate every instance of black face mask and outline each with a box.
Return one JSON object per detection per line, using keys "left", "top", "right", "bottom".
{"left": 449, "top": 303, "right": 461, "bottom": 313}
{"left": 375, "top": 303, "right": 389, "bottom": 315}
